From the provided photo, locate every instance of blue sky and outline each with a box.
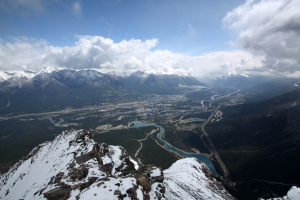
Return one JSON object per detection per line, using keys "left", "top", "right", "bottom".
{"left": 1, "top": 0, "right": 243, "bottom": 54}
{"left": 0, "top": 0, "right": 299, "bottom": 77}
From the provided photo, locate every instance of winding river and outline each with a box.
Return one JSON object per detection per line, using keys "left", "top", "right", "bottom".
{"left": 131, "top": 121, "right": 219, "bottom": 175}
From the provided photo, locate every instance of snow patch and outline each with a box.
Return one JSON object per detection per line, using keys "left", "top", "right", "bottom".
{"left": 163, "top": 158, "right": 235, "bottom": 200}
{"left": 262, "top": 186, "right": 300, "bottom": 200}
{"left": 129, "top": 156, "right": 139, "bottom": 170}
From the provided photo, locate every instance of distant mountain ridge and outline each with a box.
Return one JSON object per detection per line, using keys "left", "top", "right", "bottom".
{"left": 0, "top": 69, "right": 205, "bottom": 93}
{"left": 118, "top": 70, "right": 206, "bottom": 94}
{"left": 199, "top": 74, "right": 275, "bottom": 89}
{"left": 0, "top": 70, "right": 36, "bottom": 92}
{"left": 199, "top": 73, "right": 300, "bottom": 101}
{"left": 0, "top": 69, "right": 206, "bottom": 114}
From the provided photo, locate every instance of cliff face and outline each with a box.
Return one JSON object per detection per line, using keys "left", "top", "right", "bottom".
{"left": 0, "top": 129, "right": 234, "bottom": 200}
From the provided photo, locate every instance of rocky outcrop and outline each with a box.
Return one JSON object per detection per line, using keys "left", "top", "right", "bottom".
{"left": 68, "top": 167, "right": 89, "bottom": 181}
{"left": 134, "top": 173, "right": 151, "bottom": 193}
{"left": 43, "top": 183, "right": 72, "bottom": 200}
{"left": 0, "top": 129, "right": 235, "bottom": 200}
{"left": 0, "top": 129, "right": 166, "bottom": 199}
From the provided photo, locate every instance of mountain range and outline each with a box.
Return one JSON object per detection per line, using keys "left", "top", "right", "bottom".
{"left": 0, "top": 69, "right": 205, "bottom": 93}
{"left": 0, "top": 69, "right": 206, "bottom": 114}
{"left": 198, "top": 73, "right": 300, "bottom": 102}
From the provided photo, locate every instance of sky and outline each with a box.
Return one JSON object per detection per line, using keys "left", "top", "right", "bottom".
{"left": 0, "top": 0, "right": 299, "bottom": 77}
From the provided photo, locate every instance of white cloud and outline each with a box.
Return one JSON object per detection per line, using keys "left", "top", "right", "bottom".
{"left": 2, "top": 0, "right": 299, "bottom": 77}
{"left": 71, "top": 1, "right": 82, "bottom": 17}
{"left": 0, "top": 37, "right": 49, "bottom": 71}
{"left": 223, "top": 0, "right": 300, "bottom": 76}
{"left": 44, "top": 36, "right": 159, "bottom": 72}
{"left": 0, "top": 35, "right": 264, "bottom": 76}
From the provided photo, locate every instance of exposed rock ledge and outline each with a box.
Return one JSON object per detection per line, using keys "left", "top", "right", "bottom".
{"left": 0, "top": 129, "right": 235, "bottom": 200}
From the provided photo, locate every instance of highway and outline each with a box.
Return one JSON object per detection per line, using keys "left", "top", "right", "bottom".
{"left": 201, "top": 104, "right": 231, "bottom": 178}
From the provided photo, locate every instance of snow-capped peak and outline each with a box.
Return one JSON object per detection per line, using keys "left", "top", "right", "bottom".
{"left": 107, "top": 70, "right": 130, "bottom": 77}
{"left": 0, "top": 130, "right": 165, "bottom": 200}
{"left": 0, "top": 70, "right": 36, "bottom": 81}
{"left": 42, "top": 66, "right": 56, "bottom": 74}
{"left": 0, "top": 129, "right": 235, "bottom": 200}
{"left": 36, "top": 66, "right": 67, "bottom": 75}
{"left": 130, "top": 70, "right": 151, "bottom": 78}
{"left": 129, "top": 70, "right": 191, "bottom": 78}
{"left": 164, "top": 158, "right": 235, "bottom": 200}
{"left": 0, "top": 71, "right": 13, "bottom": 81}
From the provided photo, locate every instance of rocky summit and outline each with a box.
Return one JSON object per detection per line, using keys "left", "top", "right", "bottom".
{"left": 0, "top": 129, "right": 235, "bottom": 200}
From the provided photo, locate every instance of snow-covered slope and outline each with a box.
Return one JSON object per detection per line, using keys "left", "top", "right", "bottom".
{"left": 0, "top": 130, "right": 165, "bottom": 200}
{"left": 0, "top": 70, "right": 36, "bottom": 91}
{"left": 0, "top": 70, "right": 36, "bottom": 81}
{"left": 51, "top": 69, "right": 124, "bottom": 89}
{"left": 0, "top": 130, "right": 235, "bottom": 200}
{"left": 164, "top": 158, "right": 235, "bottom": 200}
{"left": 116, "top": 70, "right": 206, "bottom": 94}
{"left": 262, "top": 186, "right": 300, "bottom": 200}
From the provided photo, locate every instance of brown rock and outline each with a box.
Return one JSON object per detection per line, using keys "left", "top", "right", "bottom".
{"left": 155, "top": 191, "right": 162, "bottom": 200}
{"left": 69, "top": 162, "right": 76, "bottom": 168}
{"left": 75, "top": 151, "right": 103, "bottom": 164}
{"left": 126, "top": 187, "right": 138, "bottom": 200}
{"left": 48, "top": 172, "right": 64, "bottom": 184}
{"left": 100, "top": 163, "right": 113, "bottom": 175}
{"left": 151, "top": 176, "right": 164, "bottom": 183}
{"left": 114, "top": 190, "right": 121, "bottom": 195}
{"left": 134, "top": 173, "right": 151, "bottom": 193}
{"left": 69, "top": 167, "right": 89, "bottom": 180}
{"left": 97, "top": 182, "right": 105, "bottom": 187}
{"left": 144, "top": 193, "right": 150, "bottom": 200}
{"left": 44, "top": 184, "right": 71, "bottom": 200}
{"left": 77, "top": 177, "right": 98, "bottom": 191}
{"left": 118, "top": 193, "right": 127, "bottom": 200}
{"left": 66, "top": 178, "right": 74, "bottom": 182}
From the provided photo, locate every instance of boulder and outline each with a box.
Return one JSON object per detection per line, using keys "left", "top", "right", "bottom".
{"left": 134, "top": 173, "right": 151, "bottom": 193}
{"left": 44, "top": 184, "right": 71, "bottom": 200}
